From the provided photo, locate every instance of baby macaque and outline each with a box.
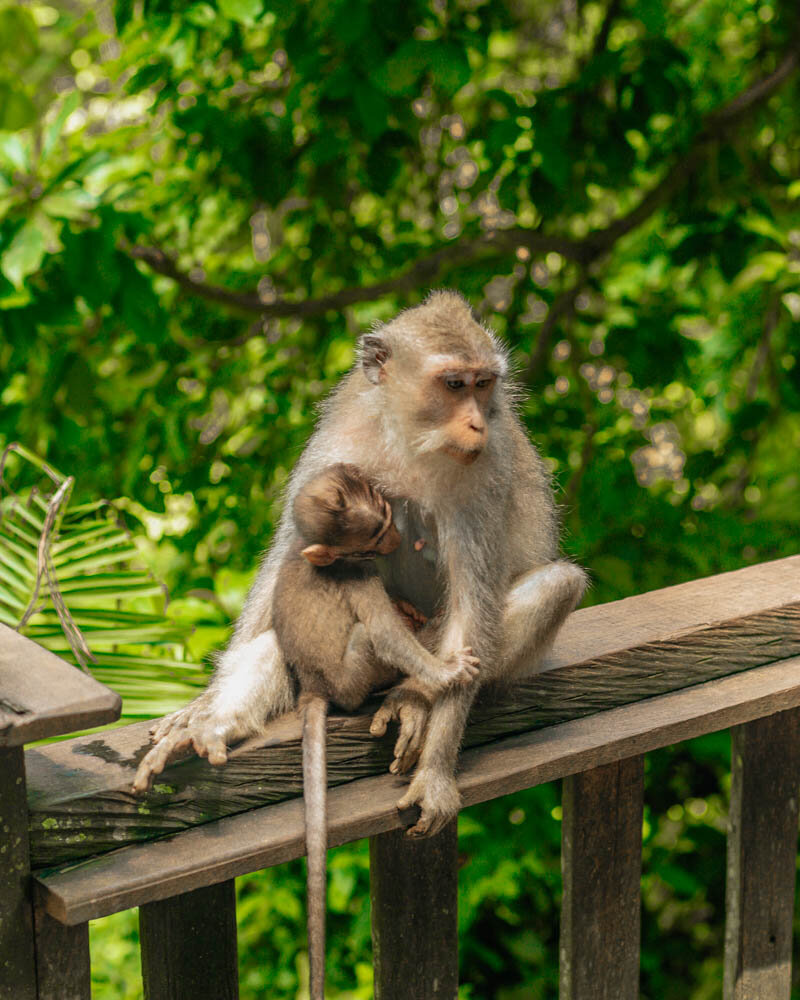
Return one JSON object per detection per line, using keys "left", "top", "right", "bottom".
{"left": 273, "top": 463, "right": 478, "bottom": 709}
{"left": 272, "top": 462, "right": 479, "bottom": 1000}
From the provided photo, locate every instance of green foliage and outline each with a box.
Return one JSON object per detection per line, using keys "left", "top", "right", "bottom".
{"left": 1, "top": 0, "right": 799, "bottom": 996}
{"left": 0, "top": 443, "right": 211, "bottom": 717}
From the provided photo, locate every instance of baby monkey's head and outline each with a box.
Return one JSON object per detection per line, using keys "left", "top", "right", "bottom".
{"left": 293, "top": 463, "right": 401, "bottom": 567}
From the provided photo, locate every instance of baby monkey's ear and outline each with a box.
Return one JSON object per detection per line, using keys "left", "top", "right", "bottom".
{"left": 302, "top": 544, "right": 337, "bottom": 567}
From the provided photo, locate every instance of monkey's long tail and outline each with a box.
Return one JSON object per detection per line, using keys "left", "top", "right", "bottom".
{"left": 303, "top": 695, "right": 328, "bottom": 1000}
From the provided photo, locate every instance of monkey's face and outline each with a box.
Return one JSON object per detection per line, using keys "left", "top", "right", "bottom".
{"left": 415, "top": 366, "right": 498, "bottom": 465}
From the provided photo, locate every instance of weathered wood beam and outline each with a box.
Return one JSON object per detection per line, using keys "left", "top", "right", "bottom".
{"left": 371, "top": 821, "right": 459, "bottom": 1000}
{"left": 139, "top": 881, "right": 239, "bottom": 1000}
{"left": 0, "top": 624, "right": 121, "bottom": 745}
{"left": 25, "top": 556, "right": 800, "bottom": 868}
{"left": 0, "top": 746, "right": 37, "bottom": 1000}
{"left": 560, "top": 757, "right": 644, "bottom": 1000}
{"left": 723, "top": 708, "right": 800, "bottom": 1000}
{"left": 33, "top": 909, "right": 90, "bottom": 1000}
{"left": 35, "top": 655, "right": 800, "bottom": 925}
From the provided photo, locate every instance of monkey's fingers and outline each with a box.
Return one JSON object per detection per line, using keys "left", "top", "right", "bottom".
{"left": 149, "top": 705, "right": 195, "bottom": 743}
{"left": 191, "top": 728, "right": 228, "bottom": 766}
{"left": 389, "top": 715, "right": 420, "bottom": 774}
{"left": 132, "top": 730, "right": 193, "bottom": 794}
{"left": 369, "top": 703, "right": 397, "bottom": 738}
{"left": 406, "top": 806, "right": 451, "bottom": 839}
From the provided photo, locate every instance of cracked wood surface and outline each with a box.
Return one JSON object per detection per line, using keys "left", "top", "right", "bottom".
{"left": 25, "top": 555, "right": 800, "bottom": 869}
{"left": 35, "top": 655, "right": 800, "bottom": 924}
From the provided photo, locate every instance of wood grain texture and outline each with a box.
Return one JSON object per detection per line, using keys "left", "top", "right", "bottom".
{"left": 724, "top": 708, "right": 800, "bottom": 1000}
{"left": 560, "top": 757, "right": 643, "bottom": 1000}
{"left": 0, "top": 746, "right": 37, "bottom": 1000}
{"left": 370, "top": 821, "right": 458, "bottom": 1000}
{"left": 35, "top": 656, "right": 800, "bottom": 925}
{"left": 25, "top": 557, "right": 800, "bottom": 867}
{"left": 34, "top": 909, "right": 90, "bottom": 1000}
{"left": 139, "top": 881, "right": 238, "bottom": 1000}
{"left": 0, "top": 624, "right": 121, "bottom": 746}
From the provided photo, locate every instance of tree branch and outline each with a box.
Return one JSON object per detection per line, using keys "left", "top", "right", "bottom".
{"left": 127, "top": 45, "right": 798, "bottom": 321}
{"left": 524, "top": 280, "right": 584, "bottom": 384}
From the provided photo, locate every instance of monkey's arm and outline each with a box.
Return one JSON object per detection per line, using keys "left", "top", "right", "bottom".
{"left": 348, "top": 580, "right": 479, "bottom": 693}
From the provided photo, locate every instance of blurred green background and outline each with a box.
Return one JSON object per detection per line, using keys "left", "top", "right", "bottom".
{"left": 1, "top": 0, "right": 799, "bottom": 996}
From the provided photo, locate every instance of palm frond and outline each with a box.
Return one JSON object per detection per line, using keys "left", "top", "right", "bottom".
{"left": 0, "top": 443, "right": 213, "bottom": 719}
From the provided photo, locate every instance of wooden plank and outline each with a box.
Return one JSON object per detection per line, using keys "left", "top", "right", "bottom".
{"left": 723, "top": 708, "right": 800, "bottom": 1000}
{"left": 33, "top": 909, "right": 90, "bottom": 1000}
{"left": 0, "top": 746, "right": 37, "bottom": 1000}
{"left": 25, "top": 556, "right": 800, "bottom": 866}
{"left": 370, "top": 821, "right": 458, "bottom": 1000}
{"left": 35, "top": 655, "right": 800, "bottom": 925}
{"left": 560, "top": 757, "right": 643, "bottom": 1000}
{"left": 0, "top": 624, "right": 121, "bottom": 746}
{"left": 139, "top": 881, "right": 238, "bottom": 1000}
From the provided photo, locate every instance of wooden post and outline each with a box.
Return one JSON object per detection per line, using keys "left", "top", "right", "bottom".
{"left": 560, "top": 755, "right": 644, "bottom": 1000}
{"left": 0, "top": 746, "right": 37, "bottom": 1000}
{"left": 33, "top": 909, "right": 90, "bottom": 1000}
{"left": 139, "top": 881, "right": 239, "bottom": 1000}
{"left": 370, "top": 820, "right": 458, "bottom": 1000}
{"left": 724, "top": 707, "right": 800, "bottom": 1000}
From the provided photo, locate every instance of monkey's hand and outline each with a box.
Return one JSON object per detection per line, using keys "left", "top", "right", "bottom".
{"left": 132, "top": 703, "right": 230, "bottom": 794}
{"left": 397, "top": 767, "right": 460, "bottom": 838}
{"left": 436, "top": 647, "right": 480, "bottom": 689}
{"left": 370, "top": 686, "right": 430, "bottom": 776}
{"left": 392, "top": 599, "right": 428, "bottom": 632}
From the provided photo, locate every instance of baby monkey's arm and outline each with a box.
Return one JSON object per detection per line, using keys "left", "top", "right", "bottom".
{"left": 349, "top": 579, "right": 479, "bottom": 694}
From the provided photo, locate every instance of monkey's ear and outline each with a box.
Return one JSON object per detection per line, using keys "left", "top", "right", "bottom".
{"left": 301, "top": 544, "right": 337, "bottom": 566}
{"left": 360, "top": 334, "right": 390, "bottom": 385}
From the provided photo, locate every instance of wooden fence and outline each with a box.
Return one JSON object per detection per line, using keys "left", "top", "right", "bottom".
{"left": 2, "top": 554, "right": 800, "bottom": 999}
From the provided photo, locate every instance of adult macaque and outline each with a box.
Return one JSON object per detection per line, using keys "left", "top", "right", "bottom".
{"left": 272, "top": 462, "right": 478, "bottom": 1000}
{"left": 134, "top": 290, "right": 587, "bottom": 838}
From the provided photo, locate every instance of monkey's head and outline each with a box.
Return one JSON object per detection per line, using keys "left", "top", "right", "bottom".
{"left": 294, "top": 463, "right": 401, "bottom": 567}
{"left": 359, "top": 290, "right": 508, "bottom": 467}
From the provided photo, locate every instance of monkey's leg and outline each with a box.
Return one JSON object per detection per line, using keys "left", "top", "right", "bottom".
{"left": 391, "top": 561, "right": 586, "bottom": 835}
{"left": 501, "top": 560, "right": 587, "bottom": 679}
{"left": 331, "top": 623, "right": 397, "bottom": 712}
{"left": 396, "top": 685, "right": 477, "bottom": 838}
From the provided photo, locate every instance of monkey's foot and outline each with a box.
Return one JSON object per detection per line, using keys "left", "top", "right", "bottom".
{"left": 397, "top": 768, "right": 461, "bottom": 838}
{"left": 370, "top": 687, "right": 430, "bottom": 775}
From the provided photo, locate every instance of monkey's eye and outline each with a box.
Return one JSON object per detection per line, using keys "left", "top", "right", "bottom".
{"left": 445, "top": 378, "right": 466, "bottom": 390}
{"left": 476, "top": 378, "right": 492, "bottom": 389}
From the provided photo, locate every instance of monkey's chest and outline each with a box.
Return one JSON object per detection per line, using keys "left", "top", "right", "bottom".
{"left": 376, "top": 501, "right": 441, "bottom": 618}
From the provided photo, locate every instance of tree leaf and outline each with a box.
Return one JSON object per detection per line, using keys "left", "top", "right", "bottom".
{"left": 0, "top": 222, "right": 46, "bottom": 289}
{"left": 0, "top": 132, "right": 29, "bottom": 172}
{"left": 429, "top": 42, "right": 471, "bottom": 95}
{"left": 370, "top": 40, "right": 430, "bottom": 95}
{"left": 218, "top": 0, "right": 263, "bottom": 25}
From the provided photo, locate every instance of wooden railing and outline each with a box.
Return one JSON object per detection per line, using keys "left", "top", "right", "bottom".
{"left": 2, "top": 555, "right": 800, "bottom": 999}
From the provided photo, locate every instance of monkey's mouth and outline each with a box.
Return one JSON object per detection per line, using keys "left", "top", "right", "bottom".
{"left": 443, "top": 444, "right": 483, "bottom": 465}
